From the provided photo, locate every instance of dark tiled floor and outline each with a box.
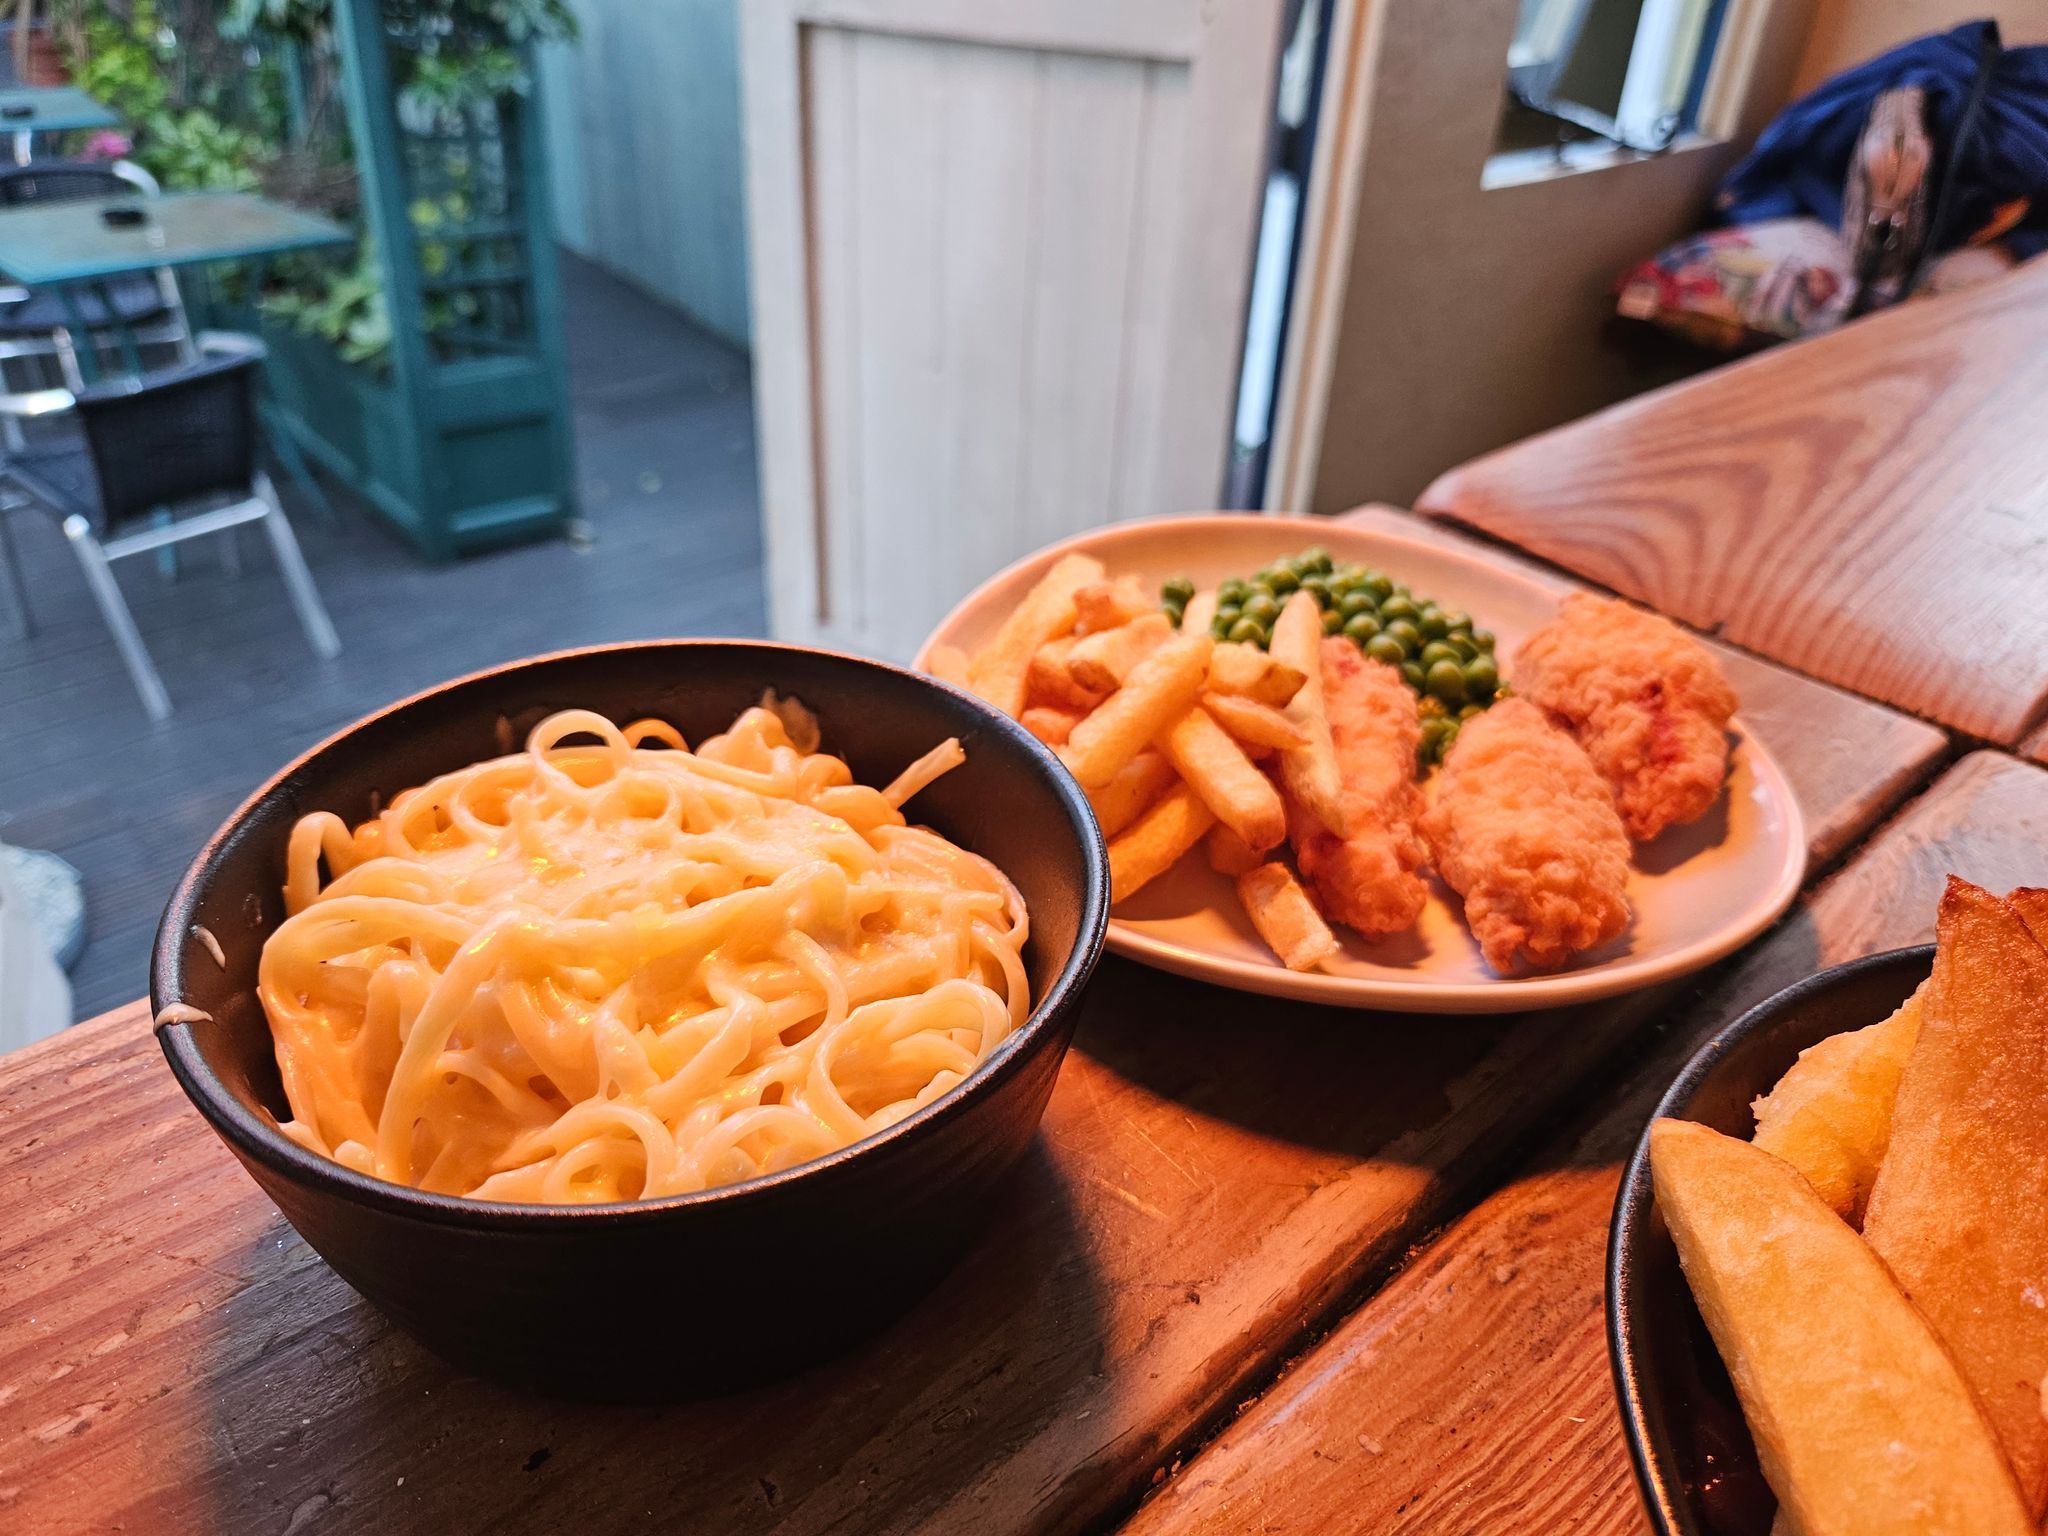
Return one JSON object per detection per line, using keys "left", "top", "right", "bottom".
{"left": 0, "top": 253, "right": 766, "bottom": 1020}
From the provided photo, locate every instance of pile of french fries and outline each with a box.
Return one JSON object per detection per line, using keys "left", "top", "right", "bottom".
{"left": 927, "top": 552, "right": 1346, "bottom": 971}
{"left": 1650, "top": 876, "right": 2048, "bottom": 1534}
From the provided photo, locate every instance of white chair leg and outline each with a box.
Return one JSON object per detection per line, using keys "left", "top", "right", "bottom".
{"left": 62, "top": 514, "right": 172, "bottom": 720}
{"left": 218, "top": 526, "right": 242, "bottom": 577}
{"left": 254, "top": 474, "right": 340, "bottom": 659}
{"left": 0, "top": 512, "right": 31, "bottom": 637}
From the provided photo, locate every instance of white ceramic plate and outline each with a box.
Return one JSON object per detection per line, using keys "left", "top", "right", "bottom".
{"left": 918, "top": 516, "right": 1806, "bottom": 1013}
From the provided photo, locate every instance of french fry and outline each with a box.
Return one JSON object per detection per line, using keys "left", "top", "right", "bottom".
{"left": 1269, "top": 592, "right": 1350, "bottom": 836}
{"left": 1237, "top": 863, "right": 1340, "bottom": 972}
{"left": 1025, "top": 636, "right": 1105, "bottom": 712}
{"left": 1073, "top": 576, "right": 1154, "bottom": 635}
{"left": 1068, "top": 612, "right": 1172, "bottom": 693}
{"left": 1086, "top": 750, "right": 1177, "bottom": 838}
{"left": 1206, "top": 642, "right": 1306, "bottom": 706}
{"left": 1751, "top": 983, "right": 1924, "bottom": 1224}
{"left": 1651, "top": 1118, "right": 2033, "bottom": 1536}
{"left": 968, "top": 553, "right": 1105, "bottom": 716}
{"left": 1862, "top": 879, "right": 2048, "bottom": 1515}
{"left": 1182, "top": 589, "right": 1218, "bottom": 637}
{"left": 1205, "top": 822, "right": 1263, "bottom": 877}
{"left": 1201, "top": 690, "right": 1308, "bottom": 752}
{"left": 1107, "top": 782, "right": 1215, "bottom": 902}
{"left": 926, "top": 644, "right": 972, "bottom": 689}
{"left": 1019, "top": 705, "right": 1083, "bottom": 747}
{"left": 1158, "top": 706, "right": 1286, "bottom": 851}
{"left": 1061, "top": 633, "right": 1212, "bottom": 788}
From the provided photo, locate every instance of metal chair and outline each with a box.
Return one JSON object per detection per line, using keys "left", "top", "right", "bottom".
{"left": 0, "top": 159, "right": 193, "bottom": 394}
{"left": 0, "top": 345, "right": 339, "bottom": 720}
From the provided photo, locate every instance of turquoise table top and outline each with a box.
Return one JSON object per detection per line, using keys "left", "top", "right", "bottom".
{"left": 0, "top": 190, "right": 349, "bottom": 283}
{"left": 0, "top": 86, "right": 119, "bottom": 134}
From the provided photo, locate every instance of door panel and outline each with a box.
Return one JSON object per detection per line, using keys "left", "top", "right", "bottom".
{"left": 744, "top": 0, "right": 1283, "bottom": 657}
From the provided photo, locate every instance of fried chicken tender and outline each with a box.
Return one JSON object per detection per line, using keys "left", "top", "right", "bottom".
{"left": 1286, "top": 639, "right": 1428, "bottom": 937}
{"left": 1422, "top": 697, "right": 1632, "bottom": 973}
{"left": 1513, "top": 592, "right": 1738, "bottom": 841}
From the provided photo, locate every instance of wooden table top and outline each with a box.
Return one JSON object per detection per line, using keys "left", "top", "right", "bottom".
{"left": 1416, "top": 253, "right": 2048, "bottom": 745}
{"left": 1124, "top": 749, "right": 2048, "bottom": 1535}
{"left": 0, "top": 519, "right": 1950, "bottom": 1536}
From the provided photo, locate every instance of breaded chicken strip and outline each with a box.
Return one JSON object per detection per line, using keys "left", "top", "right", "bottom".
{"left": 1513, "top": 593, "right": 1738, "bottom": 841}
{"left": 1287, "top": 639, "right": 1428, "bottom": 937}
{"left": 1422, "top": 698, "right": 1631, "bottom": 973}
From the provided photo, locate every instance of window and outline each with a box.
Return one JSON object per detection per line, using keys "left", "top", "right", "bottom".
{"left": 1502, "top": 0, "right": 1728, "bottom": 153}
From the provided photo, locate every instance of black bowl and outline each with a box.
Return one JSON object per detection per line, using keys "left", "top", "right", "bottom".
{"left": 152, "top": 640, "right": 1109, "bottom": 1399}
{"left": 1607, "top": 946, "right": 1932, "bottom": 1534}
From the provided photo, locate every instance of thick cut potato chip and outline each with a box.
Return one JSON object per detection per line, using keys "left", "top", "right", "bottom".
{"left": 1073, "top": 577, "right": 1154, "bottom": 635}
{"left": 1651, "top": 1118, "right": 2032, "bottom": 1535}
{"left": 1025, "top": 636, "right": 1105, "bottom": 713}
{"left": 1086, "top": 750, "right": 1177, "bottom": 839}
{"left": 1062, "top": 633, "right": 1212, "bottom": 788}
{"left": 1201, "top": 690, "right": 1308, "bottom": 752}
{"left": 1205, "top": 822, "right": 1263, "bottom": 877}
{"left": 1182, "top": 590, "right": 1218, "bottom": 637}
{"left": 1751, "top": 983, "right": 1923, "bottom": 1224}
{"left": 1862, "top": 879, "right": 2048, "bottom": 1515}
{"left": 1237, "top": 863, "right": 1339, "bottom": 972}
{"left": 968, "top": 553, "right": 1105, "bottom": 715}
{"left": 1069, "top": 613, "right": 1172, "bottom": 693}
{"left": 1107, "top": 781, "right": 1214, "bottom": 901}
{"left": 1019, "top": 706, "right": 1082, "bottom": 748}
{"left": 1158, "top": 706, "right": 1286, "bottom": 852}
{"left": 1268, "top": 592, "right": 1350, "bottom": 836}
{"left": 1206, "top": 642, "right": 1306, "bottom": 706}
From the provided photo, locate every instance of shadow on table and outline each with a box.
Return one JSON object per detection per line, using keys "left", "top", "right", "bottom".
{"left": 196, "top": 1142, "right": 1105, "bottom": 1534}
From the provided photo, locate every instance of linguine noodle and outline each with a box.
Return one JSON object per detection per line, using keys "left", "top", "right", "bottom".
{"left": 257, "top": 701, "right": 1028, "bottom": 1203}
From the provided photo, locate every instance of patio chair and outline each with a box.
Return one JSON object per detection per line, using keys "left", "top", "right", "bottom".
{"left": 0, "top": 159, "right": 192, "bottom": 395}
{"left": 0, "top": 345, "right": 339, "bottom": 720}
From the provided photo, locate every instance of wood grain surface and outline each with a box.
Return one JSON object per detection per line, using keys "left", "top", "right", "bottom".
{"left": 1414, "top": 254, "right": 2048, "bottom": 743}
{"left": 1123, "top": 750, "right": 2048, "bottom": 1536}
{"left": 0, "top": 642, "right": 1942, "bottom": 1536}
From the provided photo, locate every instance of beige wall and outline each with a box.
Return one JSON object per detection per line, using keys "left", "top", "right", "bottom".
{"left": 1292, "top": 0, "right": 2048, "bottom": 513}
{"left": 1795, "top": 0, "right": 2048, "bottom": 93}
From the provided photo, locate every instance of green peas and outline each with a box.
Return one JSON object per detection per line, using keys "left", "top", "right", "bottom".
{"left": 1400, "top": 659, "right": 1426, "bottom": 690}
{"left": 1302, "top": 574, "right": 1332, "bottom": 602}
{"left": 1418, "top": 605, "right": 1450, "bottom": 641}
{"left": 1380, "top": 594, "right": 1418, "bottom": 624}
{"left": 1459, "top": 702, "right": 1485, "bottom": 721}
{"left": 1384, "top": 618, "right": 1423, "bottom": 653}
{"left": 1242, "top": 591, "right": 1279, "bottom": 623}
{"left": 1210, "top": 613, "right": 1235, "bottom": 640}
{"left": 1266, "top": 567, "right": 1300, "bottom": 596}
{"left": 1228, "top": 616, "right": 1267, "bottom": 646}
{"left": 1417, "top": 694, "right": 1447, "bottom": 719}
{"left": 1420, "top": 715, "right": 1454, "bottom": 755}
{"left": 1301, "top": 546, "right": 1333, "bottom": 574}
{"left": 1339, "top": 563, "right": 1370, "bottom": 588}
{"left": 1464, "top": 655, "right": 1499, "bottom": 698}
{"left": 1471, "top": 629, "right": 1495, "bottom": 653}
{"left": 1162, "top": 576, "right": 1195, "bottom": 605}
{"left": 1362, "top": 572, "right": 1394, "bottom": 603}
{"left": 1215, "top": 602, "right": 1241, "bottom": 629}
{"left": 1321, "top": 606, "right": 1344, "bottom": 635}
{"left": 1219, "top": 578, "right": 1250, "bottom": 605}
{"left": 1338, "top": 590, "right": 1376, "bottom": 619}
{"left": 1441, "top": 609, "right": 1471, "bottom": 635}
{"left": 1448, "top": 633, "right": 1479, "bottom": 661}
{"left": 1365, "top": 633, "right": 1406, "bottom": 667}
{"left": 1163, "top": 603, "right": 1185, "bottom": 629}
{"left": 1425, "top": 659, "right": 1467, "bottom": 703}
{"left": 1343, "top": 612, "right": 1382, "bottom": 643}
{"left": 1420, "top": 640, "right": 1460, "bottom": 669}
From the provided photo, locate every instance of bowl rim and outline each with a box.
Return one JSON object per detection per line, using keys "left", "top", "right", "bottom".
{"left": 150, "top": 637, "right": 1111, "bottom": 1231}
{"left": 1604, "top": 943, "right": 1936, "bottom": 1535}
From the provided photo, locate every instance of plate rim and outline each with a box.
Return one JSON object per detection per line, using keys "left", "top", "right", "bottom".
{"left": 917, "top": 513, "right": 1809, "bottom": 1014}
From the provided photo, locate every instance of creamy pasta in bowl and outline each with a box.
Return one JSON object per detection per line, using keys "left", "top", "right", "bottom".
{"left": 152, "top": 641, "right": 1107, "bottom": 1396}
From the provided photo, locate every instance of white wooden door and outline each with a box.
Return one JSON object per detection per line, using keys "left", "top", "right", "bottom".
{"left": 742, "top": 0, "right": 1286, "bottom": 658}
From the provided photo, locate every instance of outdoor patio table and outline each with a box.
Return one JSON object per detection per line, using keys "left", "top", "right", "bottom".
{"left": 0, "top": 189, "right": 348, "bottom": 379}
{"left": 0, "top": 506, "right": 1977, "bottom": 1536}
{"left": 0, "top": 86, "right": 119, "bottom": 165}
